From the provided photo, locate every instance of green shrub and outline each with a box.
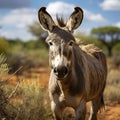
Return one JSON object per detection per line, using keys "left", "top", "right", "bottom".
{"left": 24, "top": 39, "right": 47, "bottom": 49}
{"left": 0, "top": 38, "right": 9, "bottom": 53}
{"left": 113, "top": 43, "right": 120, "bottom": 52}
{"left": 75, "top": 34, "right": 107, "bottom": 53}
{"left": 7, "top": 49, "right": 49, "bottom": 75}
{"left": 7, "top": 52, "right": 41, "bottom": 75}
{"left": 7, "top": 39, "right": 49, "bottom": 75}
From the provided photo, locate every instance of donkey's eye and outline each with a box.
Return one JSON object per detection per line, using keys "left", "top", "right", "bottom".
{"left": 69, "top": 41, "right": 74, "bottom": 46}
{"left": 48, "top": 42, "right": 53, "bottom": 46}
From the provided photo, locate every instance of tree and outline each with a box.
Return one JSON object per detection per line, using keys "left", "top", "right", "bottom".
{"left": 28, "top": 22, "right": 48, "bottom": 48}
{"left": 91, "top": 26, "right": 120, "bottom": 56}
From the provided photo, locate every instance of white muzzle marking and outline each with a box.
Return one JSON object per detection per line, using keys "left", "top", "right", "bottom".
{"left": 52, "top": 55, "right": 68, "bottom": 68}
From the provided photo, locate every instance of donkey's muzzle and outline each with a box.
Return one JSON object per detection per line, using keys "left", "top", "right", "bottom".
{"left": 53, "top": 66, "right": 68, "bottom": 79}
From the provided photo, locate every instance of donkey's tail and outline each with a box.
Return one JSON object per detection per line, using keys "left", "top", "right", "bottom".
{"left": 99, "top": 94, "right": 105, "bottom": 112}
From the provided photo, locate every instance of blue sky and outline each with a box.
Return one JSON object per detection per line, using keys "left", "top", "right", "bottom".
{"left": 0, "top": 0, "right": 120, "bottom": 41}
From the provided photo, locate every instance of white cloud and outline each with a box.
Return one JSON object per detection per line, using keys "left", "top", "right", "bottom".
{"left": 114, "top": 22, "right": 120, "bottom": 28}
{"left": 47, "top": 1, "right": 75, "bottom": 20}
{"left": 100, "top": 0, "right": 120, "bottom": 11}
{"left": 1, "top": 27, "right": 35, "bottom": 40}
{"left": 0, "top": 8, "right": 37, "bottom": 28}
{"left": 0, "top": 8, "right": 38, "bottom": 40}
{"left": 84, "top": 10, "right": 107, "bottom": 23}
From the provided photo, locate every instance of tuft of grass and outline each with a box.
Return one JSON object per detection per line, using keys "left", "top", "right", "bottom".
{"left": 0, "top": 54, "right": 9, "bottom": 75}
{"left": 104, "top": 69, "right": 120, "bottom": 103}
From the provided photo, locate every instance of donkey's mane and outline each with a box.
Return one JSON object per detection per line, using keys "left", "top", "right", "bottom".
{"left": 56, "top": 15, "right": 66, "bottom": 27}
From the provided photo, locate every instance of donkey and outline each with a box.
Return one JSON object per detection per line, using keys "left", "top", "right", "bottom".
{"left": 38, "top": 7, "right": 107, "bottom": 120}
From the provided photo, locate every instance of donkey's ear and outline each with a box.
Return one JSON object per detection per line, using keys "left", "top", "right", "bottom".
{"left": 66, "top": 7, "right": 83, "bottom": 32}
{"left": 38, "top": 7, "right": 55, "bottom": 32}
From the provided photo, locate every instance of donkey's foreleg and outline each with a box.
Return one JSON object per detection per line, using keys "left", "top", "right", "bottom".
{"left": 75, "top": 102, "right": 86, "bottom": 120}
{"left": 89, "top": 100, "right": 98, "bottom": 120}
{"left": 51, "top": 101, "right": 63, "bottom": 120}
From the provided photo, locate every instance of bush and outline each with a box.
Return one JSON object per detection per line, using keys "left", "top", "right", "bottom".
{"left": 113, "top": 43, "right": 120, "bottom": 52}
{"left": 6, "top": 39, "right": 49, "bottom": 75}
{"left": 24, "top": 40, "right": 47, "bottom": 49}
{"left": 75, "top": 34, "right": 107, "bottom": 53}
{"left": 14, "top": 80, "right": 52, "bottom": 120}
{"left": 7, "top": 52, "right": 41, "bottom": 75}
{"left": 0, "top": 54, "right": 16, "bottom": 119}
{"left": 0, "top": 54, "right": 9, "bottom": 74}
{"left": 112, "top": 52, "right": 120, "bottom": 69}
{"left": 0, "top": 38, "right": 9, "bottom": 53}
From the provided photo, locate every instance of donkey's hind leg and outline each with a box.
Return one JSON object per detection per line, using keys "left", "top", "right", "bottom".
{"left": 89, "top": 95, "right": 104, "bottom": 120}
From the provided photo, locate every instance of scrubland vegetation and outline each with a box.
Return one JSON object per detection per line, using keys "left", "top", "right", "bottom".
{"left": 105, "top": 56, "right": 120, "bottom": 104}
{"left": 0, "top": 37, "right": 51, "bottom": 120}
{"left": 0, "top": 29, "right": 120, "bottom": 119}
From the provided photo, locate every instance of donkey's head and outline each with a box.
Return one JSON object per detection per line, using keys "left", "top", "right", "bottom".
{"left": 38, "top": 7, "right": 83, "bottom": 80}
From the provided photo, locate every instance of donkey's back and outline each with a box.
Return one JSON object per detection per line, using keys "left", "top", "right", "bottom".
{"left": 80, "top": 44, "right": 107, "bottom": 73}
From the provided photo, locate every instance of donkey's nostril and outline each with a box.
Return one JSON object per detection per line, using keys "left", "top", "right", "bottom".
{"left": 53, "top": 66, "right": 68, "bottom": 78}
{"left": 61, "top": 67, "right": 68, "bottom": 75}
{"left": 53, "top": 67, "right": 57, "bottom": 73}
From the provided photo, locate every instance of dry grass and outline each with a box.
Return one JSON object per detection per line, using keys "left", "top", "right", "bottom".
{"left": 104, "top": 68, "right": 120, "bottom": 103}
{"left": 12, "top": 79, "right": 52, "bottom": 120}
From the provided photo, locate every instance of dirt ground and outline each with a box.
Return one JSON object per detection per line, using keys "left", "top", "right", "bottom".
{"left": 97, "top": 103, "right": 120, "bottom": 120}
{"left": 62, "top": 102, "right": 120, "bottom": 120}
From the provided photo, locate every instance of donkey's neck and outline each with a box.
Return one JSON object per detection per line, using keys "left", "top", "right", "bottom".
{"left": 70, "top": 45, "right": 86, "bottom": 95}
{"left": 73, "top": 45, "right": 84, "bottom": 70}
{"left": 59, "top": 45, "right": 86, "bottom": 96}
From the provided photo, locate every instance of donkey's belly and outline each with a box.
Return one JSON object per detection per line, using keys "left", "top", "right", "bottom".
{"left": 86, "top": 83, "right": 104, "bottom": 101}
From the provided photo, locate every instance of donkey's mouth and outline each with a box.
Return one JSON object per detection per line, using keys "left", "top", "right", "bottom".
{"left": 56, "top": 73, "right": 69, "bottom": 80}
{"left": 56, "top": 75, "right": 67, "bottom": 80}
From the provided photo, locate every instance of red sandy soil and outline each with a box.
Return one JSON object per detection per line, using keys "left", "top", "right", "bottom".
{"left": 98, "top": 103, "right": 120, "bottom": 120}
